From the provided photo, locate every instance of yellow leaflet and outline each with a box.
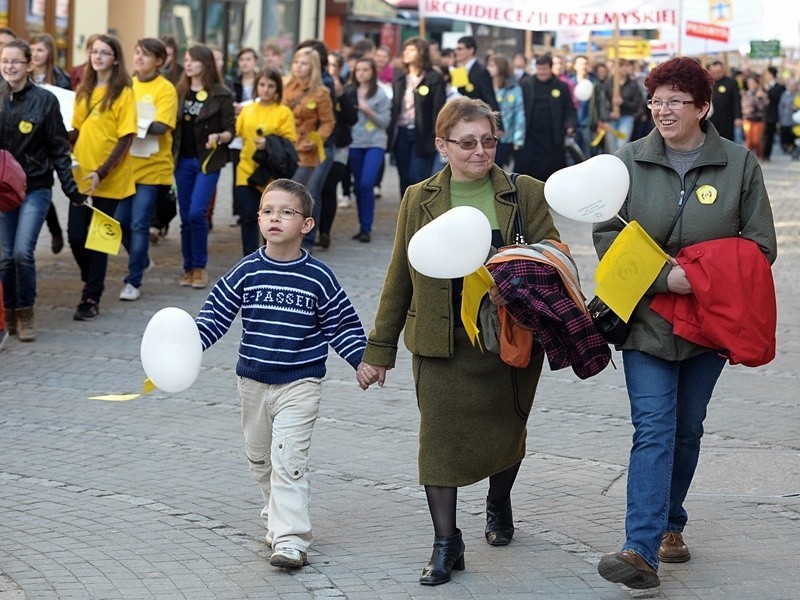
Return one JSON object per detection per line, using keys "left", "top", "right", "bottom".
{"left": 450, "top": 67, "right": 469, "bottom": 89}
{"left": 85, "top": 204, "right": 122, "bottom": 255}
{"left": 307, "top": 132, "right": 326, "bottom": 162}
{"left": 461, "top": 265, "right": 495, "bottom": 349}
{"left": 201, "top": 145, "right": 217, "bottom": 174}
{"left": 594, "top": 221, "right": 668, "bottom": 321}
{"left": 611, "top": 129, "right": 628, "bottom": 140}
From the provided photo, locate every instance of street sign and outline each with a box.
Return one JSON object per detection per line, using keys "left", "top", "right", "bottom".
{"left": 749, "top": 40, "right": 781, "bottom": 59}
{"left": 686, "top": 20, "right": 729, "bottom": 43}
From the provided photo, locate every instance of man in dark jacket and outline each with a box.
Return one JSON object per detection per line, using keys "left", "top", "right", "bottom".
{"left": 708, "top": 61, "right": 742, "bottom": 141}
{"left": 453, "top": 35, "right": 503, "bottom": 131}
{"left": 515, "top": 54, "right": 577, "bottom": 182}
{"left": 761, "top": 66, "right": 785, "bottom": 160}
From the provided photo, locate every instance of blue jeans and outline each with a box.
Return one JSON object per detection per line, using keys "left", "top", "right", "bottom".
{"left": 0, "top": 188, "right": 51, "bottom": 309}
{"left": 115, "top": 183, "right": 159, "bottom": 288}
{"left": 393, "top": 127, "right": 434, "bottom": 198}
{"left": 348, "top": 147, "right": 384, "bottom": 234}
{"left": 606, "top": 114, "right": 635, "bottom": 153}
{"left": 175, "top": 157, "right": 220, "bottom": 271}
{"left": 621, "top": 349, "right": 726, "bottom": 570}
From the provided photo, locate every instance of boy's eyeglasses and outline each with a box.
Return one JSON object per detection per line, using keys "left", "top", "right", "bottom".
{"left": 259, "top": 208, "right": 307, "bottom": 220}
{"left": 444, "top": 135, "right": 500, "bottom": 150}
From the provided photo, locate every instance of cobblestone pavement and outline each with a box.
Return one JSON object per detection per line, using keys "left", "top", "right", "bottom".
{"left": 1, "top": 154, "right": 799, "bottom": 600}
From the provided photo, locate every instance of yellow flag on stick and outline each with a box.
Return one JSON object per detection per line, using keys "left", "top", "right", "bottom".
{"left": 594, "top": 221, "right": 668, "bottom": 321}
{"left": 85, "top": 203, "right": 122, "bottom": 255}
{"left": 461, "top": 265, "right": 496, "bottom": 349}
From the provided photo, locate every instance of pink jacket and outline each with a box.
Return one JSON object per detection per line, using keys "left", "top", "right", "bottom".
{"left": 649, "top": 237, "right": 776, "bottom": 367}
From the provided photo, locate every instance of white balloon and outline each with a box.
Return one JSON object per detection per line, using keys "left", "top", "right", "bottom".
{"left": 140, "top": 307, "right": 203, "bottom": 393}
{"left": 544, "top": 154, "right": 629, "bottom": 223}
{"left": 408, "top": 206, "right": 492, "bottom": 278}
{"left": 574, "top": 79, "right": 594, "bottom": 102}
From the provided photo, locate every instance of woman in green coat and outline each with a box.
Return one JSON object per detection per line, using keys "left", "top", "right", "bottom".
{"left": 356, "top": 97, "right": 560, "bottom": 586}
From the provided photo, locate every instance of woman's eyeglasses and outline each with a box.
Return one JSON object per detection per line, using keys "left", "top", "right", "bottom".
{"left": 444, "top": 135, "right": 500, "bottom": 150}
{"left": 259, "top": 208, "right": 307, "bottom": 220}
{"left": 647, "top": 99, "right": 694, "bottom": 111}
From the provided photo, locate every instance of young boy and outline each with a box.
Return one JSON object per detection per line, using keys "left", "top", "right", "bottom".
{"left": 195, "top": 178, "right": 366, "bottom": 568}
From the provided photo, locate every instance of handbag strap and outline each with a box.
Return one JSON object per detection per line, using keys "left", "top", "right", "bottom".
{"left": 507, "top": 172, "right": 526, "bottom": 245}
{"left": 662, "top": 168, "right": 702, "bottom": 248}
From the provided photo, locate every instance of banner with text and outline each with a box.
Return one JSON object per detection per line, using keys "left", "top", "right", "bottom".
{"left": 419, "top": 0, "right": 678, "bottom": 33}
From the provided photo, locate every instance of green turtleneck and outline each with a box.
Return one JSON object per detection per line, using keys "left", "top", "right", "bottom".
{"left": 449, "top": 176, "right": 498, "bottom": 229}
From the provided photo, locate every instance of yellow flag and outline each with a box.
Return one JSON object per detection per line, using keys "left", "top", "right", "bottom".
{"left": 307, "top": 131, "right": 327, "bottom": 162}
{"left": 85, "top": 204, "right": 122, "bottom": 255}
{"left": 594, "top": 221, "right": 668, "bottom": 321}
{"left": 450, "top": 66, "right": 469, "bottom": 89}
{"left": 87, "top": 379, "right": 157, "bottom": 402}
{"left": 461, "top": 265, "right": 496, "bottom": 349}
{"left": 590, "top": 129, "right": 606, "bottom": 147}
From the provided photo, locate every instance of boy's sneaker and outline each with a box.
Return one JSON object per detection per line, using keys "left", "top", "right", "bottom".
{"left": 269, "top": 547, "right": 307, "bottom": 569}
{"left": 119, "top": 283, "right": 141, "bottom": 301}
{"left": 73, "top": 300, "right": 99, "bottom": 321}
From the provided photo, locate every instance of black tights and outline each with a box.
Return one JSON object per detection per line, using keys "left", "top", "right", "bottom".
{"left": 424, "top": 460, "right": 522, "bottom": 538}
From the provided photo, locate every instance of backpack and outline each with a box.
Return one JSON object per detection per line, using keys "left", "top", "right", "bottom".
{"left": 0, "top": 149, "right": 27, "bottom": 212}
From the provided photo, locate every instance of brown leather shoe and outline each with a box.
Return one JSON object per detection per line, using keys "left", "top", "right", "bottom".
{"left": 597, "top": 550, "right": 660, "bottom": 589}
{"left": 659, "top": 531, "right": 690, "bottom": 563}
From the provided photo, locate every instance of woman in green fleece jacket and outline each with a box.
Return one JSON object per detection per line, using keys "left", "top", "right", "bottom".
{"left": 356, "top": 98, "right": 560, "bottom": 586}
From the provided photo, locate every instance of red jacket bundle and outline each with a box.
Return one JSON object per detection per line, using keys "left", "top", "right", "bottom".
{"left": 650, "top": 237, "right": 776, "bottom": 367}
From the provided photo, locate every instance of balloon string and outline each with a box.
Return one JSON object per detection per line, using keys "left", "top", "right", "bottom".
{"left": 615, "top": 214, "right": 629, "bottom": 226}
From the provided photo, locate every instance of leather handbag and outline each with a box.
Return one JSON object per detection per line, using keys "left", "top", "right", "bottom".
{"left": 587, "top": 295, "right": 631, "bottom": 345}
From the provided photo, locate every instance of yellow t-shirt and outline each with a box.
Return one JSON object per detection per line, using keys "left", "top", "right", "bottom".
{"left": 235, "top": 101, "right": 297, "bottom": 187}
{"left": 72, "top": 86, "right": 137, "bottom": 199}
{"left": 130, "top": 75, "right": 178, "bottom": 185}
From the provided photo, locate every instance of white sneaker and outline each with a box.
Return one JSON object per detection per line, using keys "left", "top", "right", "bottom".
{"left": 374, "top": 186, "right": 382, "bottom": 198}
{"left": 119, "top": 283, "right": 141, "bottom": 301}
{"left": 337, "top": 194, "right": 352, "bottom": 208}
{"left": 144, "top": 258, "right": 155, "bottom": 275}
{"left": 269, "top": 547, "right": 307, "bottom": 568}
{"left": 229, "top": 215, "right": 241, "bottom": 226}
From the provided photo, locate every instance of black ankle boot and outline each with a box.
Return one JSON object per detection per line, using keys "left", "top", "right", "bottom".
{"left": 419, "top": 529, "right": 465, "bottom": 585}
{"left": 485, "top": 496, "right": 514, "bottom": 546}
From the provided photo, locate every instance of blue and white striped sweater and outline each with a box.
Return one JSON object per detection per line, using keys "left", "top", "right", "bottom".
{"left": 196, "top": 249, "right": 366, "bottom": 384}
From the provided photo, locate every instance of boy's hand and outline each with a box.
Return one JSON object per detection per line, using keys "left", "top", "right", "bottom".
{"left": 356, "top": 361, "right": 387, "bottom": 390}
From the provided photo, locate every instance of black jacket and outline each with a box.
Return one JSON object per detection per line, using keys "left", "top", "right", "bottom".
{"left": 249, "top": 135, "right": 299, "bottom": 186}
{"left": 173, "top": 83, "right": 235, "bottom": 173}
{"left": 334, "top": 84, "right": 359, "bottom": 148}
{"left": 0, "top": 80, "right": 82, "bottom": 202}
{"left": 389, "top": 68, "right": 445, "bottom": 157}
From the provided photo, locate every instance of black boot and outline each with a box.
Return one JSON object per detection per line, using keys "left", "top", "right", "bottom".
{"left": 419, "top": 529, "right": 465, "bottom": 585}
{"left": 485, "top": 496, "right": 514, "bottom": 546}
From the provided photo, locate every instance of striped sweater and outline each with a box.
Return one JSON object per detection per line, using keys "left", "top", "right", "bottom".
{"left": 195, "top": 248, "right": 366, "bottom": 384}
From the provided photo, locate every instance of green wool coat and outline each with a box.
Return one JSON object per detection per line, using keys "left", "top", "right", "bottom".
{"left": 593, "top": 122, "right": 778, "bottom": 361}
{"left": 363, "top": 163, "right": 561, "bottom": 486}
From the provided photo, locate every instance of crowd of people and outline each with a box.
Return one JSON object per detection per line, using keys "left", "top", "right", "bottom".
{"left": 0, "top": 27, "right": 785, "bottom": 593}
